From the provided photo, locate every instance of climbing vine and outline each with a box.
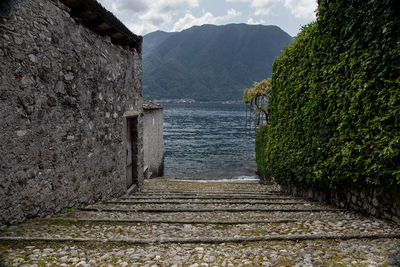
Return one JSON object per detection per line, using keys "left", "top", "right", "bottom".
{"left": 262, "top": 0, "right": 400, "bottom": 191}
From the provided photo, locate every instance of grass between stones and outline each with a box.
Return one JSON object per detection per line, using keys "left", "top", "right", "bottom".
{"left": 1, "top": 239, "right": 399, "bottom": 265}
{"left": 1, "top": 180, "right": 399, "bottom": 265}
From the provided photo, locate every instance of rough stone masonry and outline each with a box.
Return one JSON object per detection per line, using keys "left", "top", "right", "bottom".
{"left": 0, "top": 0, "right": 144, "bottom": 225}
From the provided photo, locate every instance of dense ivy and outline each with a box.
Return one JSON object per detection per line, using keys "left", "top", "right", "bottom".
{"left": 255, "top": 125, "right": 269, "bottom": 178}
{"left": 262, "top": 0, "right": 400, "bottom": 191}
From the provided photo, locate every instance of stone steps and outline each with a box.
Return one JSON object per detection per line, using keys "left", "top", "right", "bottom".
{"left": 105, "top": 200, "right": 307, "bottom": 205}
{"left": 2, "top": 233, "right": 399, "bottom": 245}
{"left": 132, "top": 192, "right": 286, "bottom": 197}
{"left": 142, "top": 180, "right": 269, "bottom": 189}
{"left": 139, "top": 190, "right": 285, "bottom": 195}
{"left": 1, "top": 180, "right": 399, "bottom": 266}
{"left": 46, "top": 217, "right": 303, "bottom": 224}
{"left": 3, "top": 238, "right": 399, "bottom": 266}
{"left": 2, "top": 218, "right": 398, "bottom": 241}
{"left": 140, "top": 190, "right": 284, "bottom": 194}
{"left": 55, "top": 210, "right": 358, "bottom": 222}
{"left": 88, "top": 202, "right": 328, "bottom": 210}
{"left": 80, "top": 206, "right": 340, "bottom": 213}
{"left": 124, "top": 195, "right": 302, "bottom": 200}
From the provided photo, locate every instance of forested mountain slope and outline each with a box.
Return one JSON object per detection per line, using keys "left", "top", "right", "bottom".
{"left": 143, "top": 24, "right": 292, "bottom": 101}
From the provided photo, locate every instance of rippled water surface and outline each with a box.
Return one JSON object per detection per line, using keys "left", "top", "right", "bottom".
{"left": 163, "top": 103, "right": 257, "bottom": 179}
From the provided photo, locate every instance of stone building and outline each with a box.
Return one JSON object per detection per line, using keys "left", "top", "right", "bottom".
{"left": 143, "top": 100, "right": 164, "bottom": 178}
{"left": 0, "top": 0, "right": 145, "bottom": 225}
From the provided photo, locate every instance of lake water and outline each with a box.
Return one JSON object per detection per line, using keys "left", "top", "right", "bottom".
{"left": 162, "top": 102, "right": 257, "bottom": 180}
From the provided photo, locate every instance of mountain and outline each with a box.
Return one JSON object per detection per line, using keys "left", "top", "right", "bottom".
{"left": 143, "top": 24, "right": 292, "bottom": 101}
{"left": 143, "top": 31, "right": 176, "bottom": 54}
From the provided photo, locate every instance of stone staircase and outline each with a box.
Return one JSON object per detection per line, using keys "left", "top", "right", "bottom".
{"left": 1, "top": 179, "right": 400, "bottom": 266}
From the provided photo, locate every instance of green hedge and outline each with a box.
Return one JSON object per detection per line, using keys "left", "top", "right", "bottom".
{"left": 255, "top": 125, "right": 268, "bottom": 178}
{"left": 263, "top": 0, "right": 400, "bottom": 191}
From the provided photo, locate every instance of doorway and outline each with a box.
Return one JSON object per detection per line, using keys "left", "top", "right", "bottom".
{"left": 125, "top": 114, "right": 139, "bottom": 189}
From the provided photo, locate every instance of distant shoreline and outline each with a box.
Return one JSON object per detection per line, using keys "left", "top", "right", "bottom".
{"left": 151, "top": 99, "right": 244, "bottom": 105}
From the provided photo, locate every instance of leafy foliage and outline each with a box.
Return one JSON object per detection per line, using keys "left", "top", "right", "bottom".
{"left": 261, "top": 0, "right": 400, "bottom": 191}
{"left": 243, "top": 78, "right": 272, "bottom": 124}
{"left": 243, "top": 79, "right": 272, "bottom": 179}
{"left": 143, "top": 24, "right": 292, "bottom": 101}
{"left": 255, "top": 125, "right": 269, "bottom": 179}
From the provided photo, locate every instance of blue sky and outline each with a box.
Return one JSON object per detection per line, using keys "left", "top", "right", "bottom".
{"left": 98, "top": 0, "right": 317, "bottom": 36}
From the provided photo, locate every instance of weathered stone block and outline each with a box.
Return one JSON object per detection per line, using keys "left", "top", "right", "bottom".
{"left": 282, "top": 184, "right": 400, "bottom": 223}
{"left": 0, "top": 0, "right": 144, "bottom": 226}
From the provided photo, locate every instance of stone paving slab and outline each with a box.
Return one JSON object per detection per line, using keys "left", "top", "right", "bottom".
{"left": 135, "top": 192, "right": 285, "bottom": 197}
{"left": 87, "top": 203, "right": 327, "bottom": 211}
{"left": 45, "top": 218, "right": 302, "bottom": 224}
{"left": 1, "top": 239, "right": 400, "bottom": 266}
{"left": 131, "top": 194, "right": 290, "bottom": 199}
{"left": 1, "top": 218, "right": 398, "bottom": 240}
{"left": 142, "top": 180, "right": 280, "bottom": 192}
{"left": 55, "top": 210, "right": 373, "bottom": 222}
{"left": 1, "top": 180, "right": 399, "bottom": 266}
{"left": 125, "top": 195, "right": 300, "bottom": 200}
{"left": 140, "top": 190, "right": 285, "bottom": 195}
{"left": 107, "top": 199, "right": 307, "bottom": 204}
{"left": 2, "top": 233, "right": 400, "bottom": 245}
{"left": 80, "top": 206, "right": 342, "bottom": 213}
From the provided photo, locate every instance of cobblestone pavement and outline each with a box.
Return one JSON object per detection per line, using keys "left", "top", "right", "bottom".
{"left": 1, "top": 179, "right": 400, "bottom": 266}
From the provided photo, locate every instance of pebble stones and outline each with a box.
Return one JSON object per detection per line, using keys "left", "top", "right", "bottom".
{"left": 2, "top": 240, "right": 399, "bottom": 266}
{"left": 0, "top": 180, "right": 399, "bottom": 266}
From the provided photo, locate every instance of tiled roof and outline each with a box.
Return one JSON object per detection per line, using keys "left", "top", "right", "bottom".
{"left": 59, "top": 0, "right": 142, "bottom": 52}
{"left": 143, "top": 99, "right": 163, "bottom": 110}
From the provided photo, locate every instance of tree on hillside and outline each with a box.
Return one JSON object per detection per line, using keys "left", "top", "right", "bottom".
{"left": 243, "top": 78, "right": 272, "bottom": 126}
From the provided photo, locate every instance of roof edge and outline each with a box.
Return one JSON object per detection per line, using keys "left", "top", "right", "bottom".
{"left": 58, "top": 0, "right": 142, "bottom": 52}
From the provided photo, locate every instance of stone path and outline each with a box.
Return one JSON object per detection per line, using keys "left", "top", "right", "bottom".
{"left": 1, "top": 179, "right": 400, "bottom": 266}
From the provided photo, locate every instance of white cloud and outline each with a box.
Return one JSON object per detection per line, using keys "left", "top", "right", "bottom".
{"left": 247, "top": 18, "right": 266, "bottom": 25}
{"left": 225, "top": 0, "right": 251, "bottom": 2}
{"left": 99, "top": 0, "right": 316, "bottom": 35}
{"left": 99, "top": 0, "right": 149, "bottom": 13}
{"left": 100, "top": 0, "right": 199, "bottom": 14}
{"left": 225, "top": 0, "right": 316, "bottom": 19}
{"left": 139, "top": 10, "right": 172, "bottom": 26}
{"left": 251, "top": 0, "right": 277, "bottom": 15}
{"left": 136, "top": 0, "right": 200, "bottom": 27}
{"left": 227, "top": 8, "right": 242, "bottom": 17}
{"left": 127, "top": 21, "right": 158, "bottom": 36}
{"left": 158, "top": 0, "right": 199, "bottom": 13}
{"left": 172, "top": 12, "right": 214, "bottom": 32}
{"left": 98, "top": 0, "right": 200, "bottom": 35}
{"left": 172, "top": 8, "right": 241, "bottom": 32}
{"left": 283, "top": 0, "right": 316, "bottom": 19}
{"left": 117, "top": 0, "right": 150, "bottom": 13}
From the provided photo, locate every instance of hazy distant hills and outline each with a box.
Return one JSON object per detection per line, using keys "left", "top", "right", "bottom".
{"left": 143, "top": 31, "right": 176, "bottom": 54}
{"left": 143, "top": 24, "right": 292, "bottom": 101}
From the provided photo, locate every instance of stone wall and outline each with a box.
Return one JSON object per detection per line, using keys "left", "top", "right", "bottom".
{"left": 143, "top": 106, "right": 164, "bottom": 178}
{"left": 281, "top": 184, "right": 400, "bottom": 223}
{"left": 0, "top": 0, "right": 143, "bottom": 225}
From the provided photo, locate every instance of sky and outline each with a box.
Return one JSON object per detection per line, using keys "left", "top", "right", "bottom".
{"left": 98, "top": 0, "right": 318, "bottom": 37}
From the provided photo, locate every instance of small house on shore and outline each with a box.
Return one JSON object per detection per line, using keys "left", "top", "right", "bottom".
{"left": 143, "top": 100, "right": 164, "bottom": 178}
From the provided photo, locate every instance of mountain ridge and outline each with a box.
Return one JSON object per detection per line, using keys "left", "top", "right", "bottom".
{"left": 143, "top": 30, "right": 176, "bottom": 54}
{"left": 143, "top": 23, "right": 292, "bottom": 101}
